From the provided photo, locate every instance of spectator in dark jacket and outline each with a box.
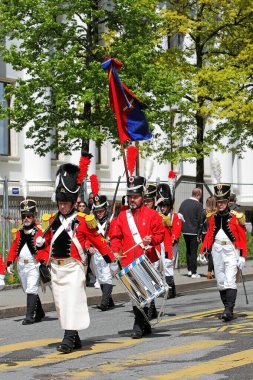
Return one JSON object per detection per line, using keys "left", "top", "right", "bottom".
{"left": 178, "top": 188, "right": 203, "bottom": 278}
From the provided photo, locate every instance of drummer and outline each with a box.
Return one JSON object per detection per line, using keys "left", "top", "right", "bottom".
{"left": 110, "top": 175, "right": 164, "bottom": 339}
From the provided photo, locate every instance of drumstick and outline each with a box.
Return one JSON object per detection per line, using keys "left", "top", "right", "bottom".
{"left": 119, "top": 241, "right": 143, "bottom": 257}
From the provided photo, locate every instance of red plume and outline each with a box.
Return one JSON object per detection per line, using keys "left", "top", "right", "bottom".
{"left": 90, "top": 174, "right": 99, "bottom": 196}
{"left": 126, "top": 145, "right": 138, "bottom": 176}
{"left": 77, "top": 152, "right": 93, "bottom": 185}
{"left": 168, "top": 171, "right": 176, "bottom": 179}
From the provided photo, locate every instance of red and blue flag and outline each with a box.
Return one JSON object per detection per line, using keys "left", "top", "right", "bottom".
{"left": 102, "top": 57, "right": 151, "bottom": 144}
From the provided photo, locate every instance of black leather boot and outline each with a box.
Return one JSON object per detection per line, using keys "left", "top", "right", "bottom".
{"left": 166, "top": 276, "right": 176, "bottom": 298}
{"left": 22, "top": 294, "right": 38, "bottom": 325}
{"left": 35, "top": 296, "right": 45, "bottom": 322}
{"left": 142, "top": 307, "right": 152, "bottom": 336}
{"left": 98, "top": 284, "right": 114, "bottom": 311}
{"left": 221, "top": 289, "right": 237, "bottom": 321}
{"left": 131, "top": 306, "right": 144, "bottom": 339}
{"left": 57, "top": 330, "right": 81, "bottom": 353}
{"left": 147, "top": 300, "right": 158, "bottom": 320}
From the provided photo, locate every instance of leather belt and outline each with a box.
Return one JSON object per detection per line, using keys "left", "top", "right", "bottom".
{"left": 215, "top": 240, "right": 232, "bottom": 246}
{"left": 19, "top": 259, "right": 36, "bottom": 264}
{"left": 50, "top": 257, "right": 76, "bottom": 266}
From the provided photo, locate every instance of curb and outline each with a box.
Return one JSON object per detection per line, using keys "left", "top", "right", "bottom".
{"left": 1, "top": 274, "right": 253, "bottom": 320}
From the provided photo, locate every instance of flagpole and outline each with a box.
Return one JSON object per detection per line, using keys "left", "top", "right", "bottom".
{"left": 121, "top": 144, "right": 129, "bottom": 179}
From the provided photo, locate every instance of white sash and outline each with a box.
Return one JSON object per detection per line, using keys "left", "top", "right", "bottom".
{"left": 49, "top": 214, "right": 87, "bottom": 263}
{"left": 97, "top": 221, "right": 106, "bottom": 236}
{"left": 126, "top": 209, "right": 145, "bottom": 249}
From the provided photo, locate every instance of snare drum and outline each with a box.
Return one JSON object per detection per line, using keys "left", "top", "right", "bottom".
{"left": 116, "top": 254, "right": 169, "bottom": 308}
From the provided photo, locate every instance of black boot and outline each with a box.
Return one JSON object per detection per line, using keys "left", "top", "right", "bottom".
{"left": 22, "top": 294, "right": 38, "bottom": 325}
{"left": 98, "top": 284, "right": 114, "bottom": 311}
{"left": 166, "top": 276, "right": 176, "bottom": 298}
{"left": 57, "top": 330, "right": 81, "bottom": 353}
{"left": 131, "top": 306, "right": 144, "bottom": 339}
{"left": 142, "top": 307, "right": 152, "bottom": 336}
{"left": 219, "top": 290, "right": 227, "bottom": 320}
{"left": 148, "top": 300, "right": 158, "bottom": 320}
{"left": 35, "top": 296, "right": 45, "bottom": 322}
{"left": 221, "top": 289, "right": 237, "bottom": 322}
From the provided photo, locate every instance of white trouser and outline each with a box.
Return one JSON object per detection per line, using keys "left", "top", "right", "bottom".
{"left": 90, "top": 250, "right": 113, "bottom": 285}
{"left": 18, "top": 260, "right": 40, "bottom": 294}
{"left": 211, "top": 242, "right": 239, "bottom": 290}
{"left": 164, "top": 258, "right": 174, "bottom": 277}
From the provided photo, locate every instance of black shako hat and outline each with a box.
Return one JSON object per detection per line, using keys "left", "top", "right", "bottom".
{"left": 20, "top": 199, "right": 37, "bottom": 215}
{"left": 214, "top": 183, "right": 231, "bottom": 201}
{"left": 156, "top": 183, "right": 173, "bottom": 206}
{"left": 127, "top": 176, "right": 146, "bottom": 195}
{"left": 55, "top": 163, "right": 80, "bottom": 203}
{"left": 144, "top": 183, "right": 157, "bottom": 200}
{"left": 92, "top": 195, "right": 109, "bottom": 210}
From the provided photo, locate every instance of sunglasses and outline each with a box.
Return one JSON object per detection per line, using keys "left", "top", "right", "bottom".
{"left": 22, "top": 214, "right": 34, "bottom": 219}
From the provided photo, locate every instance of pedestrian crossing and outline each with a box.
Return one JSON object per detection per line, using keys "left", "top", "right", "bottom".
{"left": 1, "top": 308, "right": 253, "bottom": 379}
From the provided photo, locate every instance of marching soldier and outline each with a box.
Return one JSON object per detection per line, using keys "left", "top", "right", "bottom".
{"left": 110, "top": 175, "right": 164, "bottom": 339}
{"left": 6, "top": 199, "right": 49, "bottom": 324}
{"left": 156, "top": 172, "right": 182, "bottom": 298}
{"left": 87, "top": 177, "right": 116, "bottom": 311}
{"left": 38, "top": 153, "right": 117, "bottom": 353}
{"left": 200, "top": 183, "right": 247, "bottom": 321}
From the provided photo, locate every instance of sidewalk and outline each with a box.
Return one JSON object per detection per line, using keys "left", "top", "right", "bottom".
{"left": 1, "top": 263, "right": 253, "bottom": 319}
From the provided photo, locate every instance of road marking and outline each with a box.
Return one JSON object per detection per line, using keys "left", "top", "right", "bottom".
{"left": 140, "top": 348, "right": 253, "bottom": 379}
{"left": 0, "top": 339, "right": 59, "bottom": 353}
{"left": 56, "top": 339, "right": 232, "bottom": 378}
{"left": 0, "top": 338, "right": 141, "bottom": 371}
{"left": 160, "top": 308, "right": 223, "bottom": 323}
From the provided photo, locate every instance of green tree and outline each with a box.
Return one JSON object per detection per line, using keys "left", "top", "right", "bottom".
{"left": 142, "top": 0, "right": 253, "bottom": 184}
{"left": 0, "top": 0, "right": 162, "bottom": 156}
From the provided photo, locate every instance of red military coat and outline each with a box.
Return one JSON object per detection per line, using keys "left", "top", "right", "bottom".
{"left": 200, "top": 210, "right": 247, "bottom": 257}
{"left": 110, "top": 204, "right": 164, "bottom": 267}
{"left": 171, "top": 213, "right": 182, "bottom": 243}
{"left": 7, "top": 225, "right": 49, "bottom": 264}
{"left": 48, "top": 213, "right": 115, "bottom": 263}
{"left": 0, "top": 254, "right": 6, "bottom": 275}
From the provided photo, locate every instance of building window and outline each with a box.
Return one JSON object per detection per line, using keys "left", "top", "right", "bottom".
{"left": 0, "top": 82, "right": 10, "bottom": 155}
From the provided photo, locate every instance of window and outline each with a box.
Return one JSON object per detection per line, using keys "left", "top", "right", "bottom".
{"left": 0, "top": 82, "right": 10, "bottom": 155}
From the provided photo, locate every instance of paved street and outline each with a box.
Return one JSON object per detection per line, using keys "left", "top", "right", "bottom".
{"left": 1, "top": 267, "right": 253, "bottom": 379}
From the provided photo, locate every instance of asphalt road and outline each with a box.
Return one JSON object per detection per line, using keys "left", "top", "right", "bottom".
{"left": 1, "top": 282, "right": 253, "bottom": 380}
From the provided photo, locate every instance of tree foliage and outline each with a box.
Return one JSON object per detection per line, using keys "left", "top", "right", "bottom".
{"left": 0, "top": 0, "right": 253, "bottom": 185}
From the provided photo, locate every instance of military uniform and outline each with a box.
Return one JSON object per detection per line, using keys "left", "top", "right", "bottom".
{"left": 87, "top": 192, "right": 116, "bottom": 311}
{"left": 110, "top": 176, "right": 164, "bottom": 338}
{"left": 6, "top": 199, "right": 49, "bottom": 324}
{"left": 44, "top": 153, "right": 116, "bottom": 353}
{"left": 200, "top": 184, "right": 247, "bottom": 321}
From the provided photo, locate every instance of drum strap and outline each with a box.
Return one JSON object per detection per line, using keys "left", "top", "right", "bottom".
{"left": 126, "top": 210, "right": 145, "bottom": 249}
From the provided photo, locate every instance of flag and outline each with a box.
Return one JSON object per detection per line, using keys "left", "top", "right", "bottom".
{"left": 102, "top": 57, "right": 152, "bottom": 144}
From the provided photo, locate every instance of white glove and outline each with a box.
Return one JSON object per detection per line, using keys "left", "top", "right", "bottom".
{"left": 238, "top": 256, "right": 246, "bottom": 270}
{"left": 0, "top": 274, "right": 5, "bottom": 291}
{"left": 7, "top": 264, "right": 13, "bottom": 274}
{"left": 199, "top": 254, "right": 208, "bottom": 263}
{"left": 36, "top": 236, "right": 45, "bottom": 248}
{"left": 110, "top": 260, "right": 118, "bottom": 274}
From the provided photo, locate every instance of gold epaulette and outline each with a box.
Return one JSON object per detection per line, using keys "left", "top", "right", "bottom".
{"left": 41, "top": 213, "right": 55, "bottom": 231}
{"left": 206, "top": 211, "right": 216, "bottom": 218}
{"left": 11, "top": 228, "right": 18, "bottom": 240}
{"left": 159, "top": 213, "right": 171, "bottom": 227}
{"left": 230, "top": 210, "right": 245, "bottom": 225}
{"left": 77, "top": 212, "right": 86, "bottom": 218}
{"left": 85, "top": 214, "right": 97, "bottom": 229}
